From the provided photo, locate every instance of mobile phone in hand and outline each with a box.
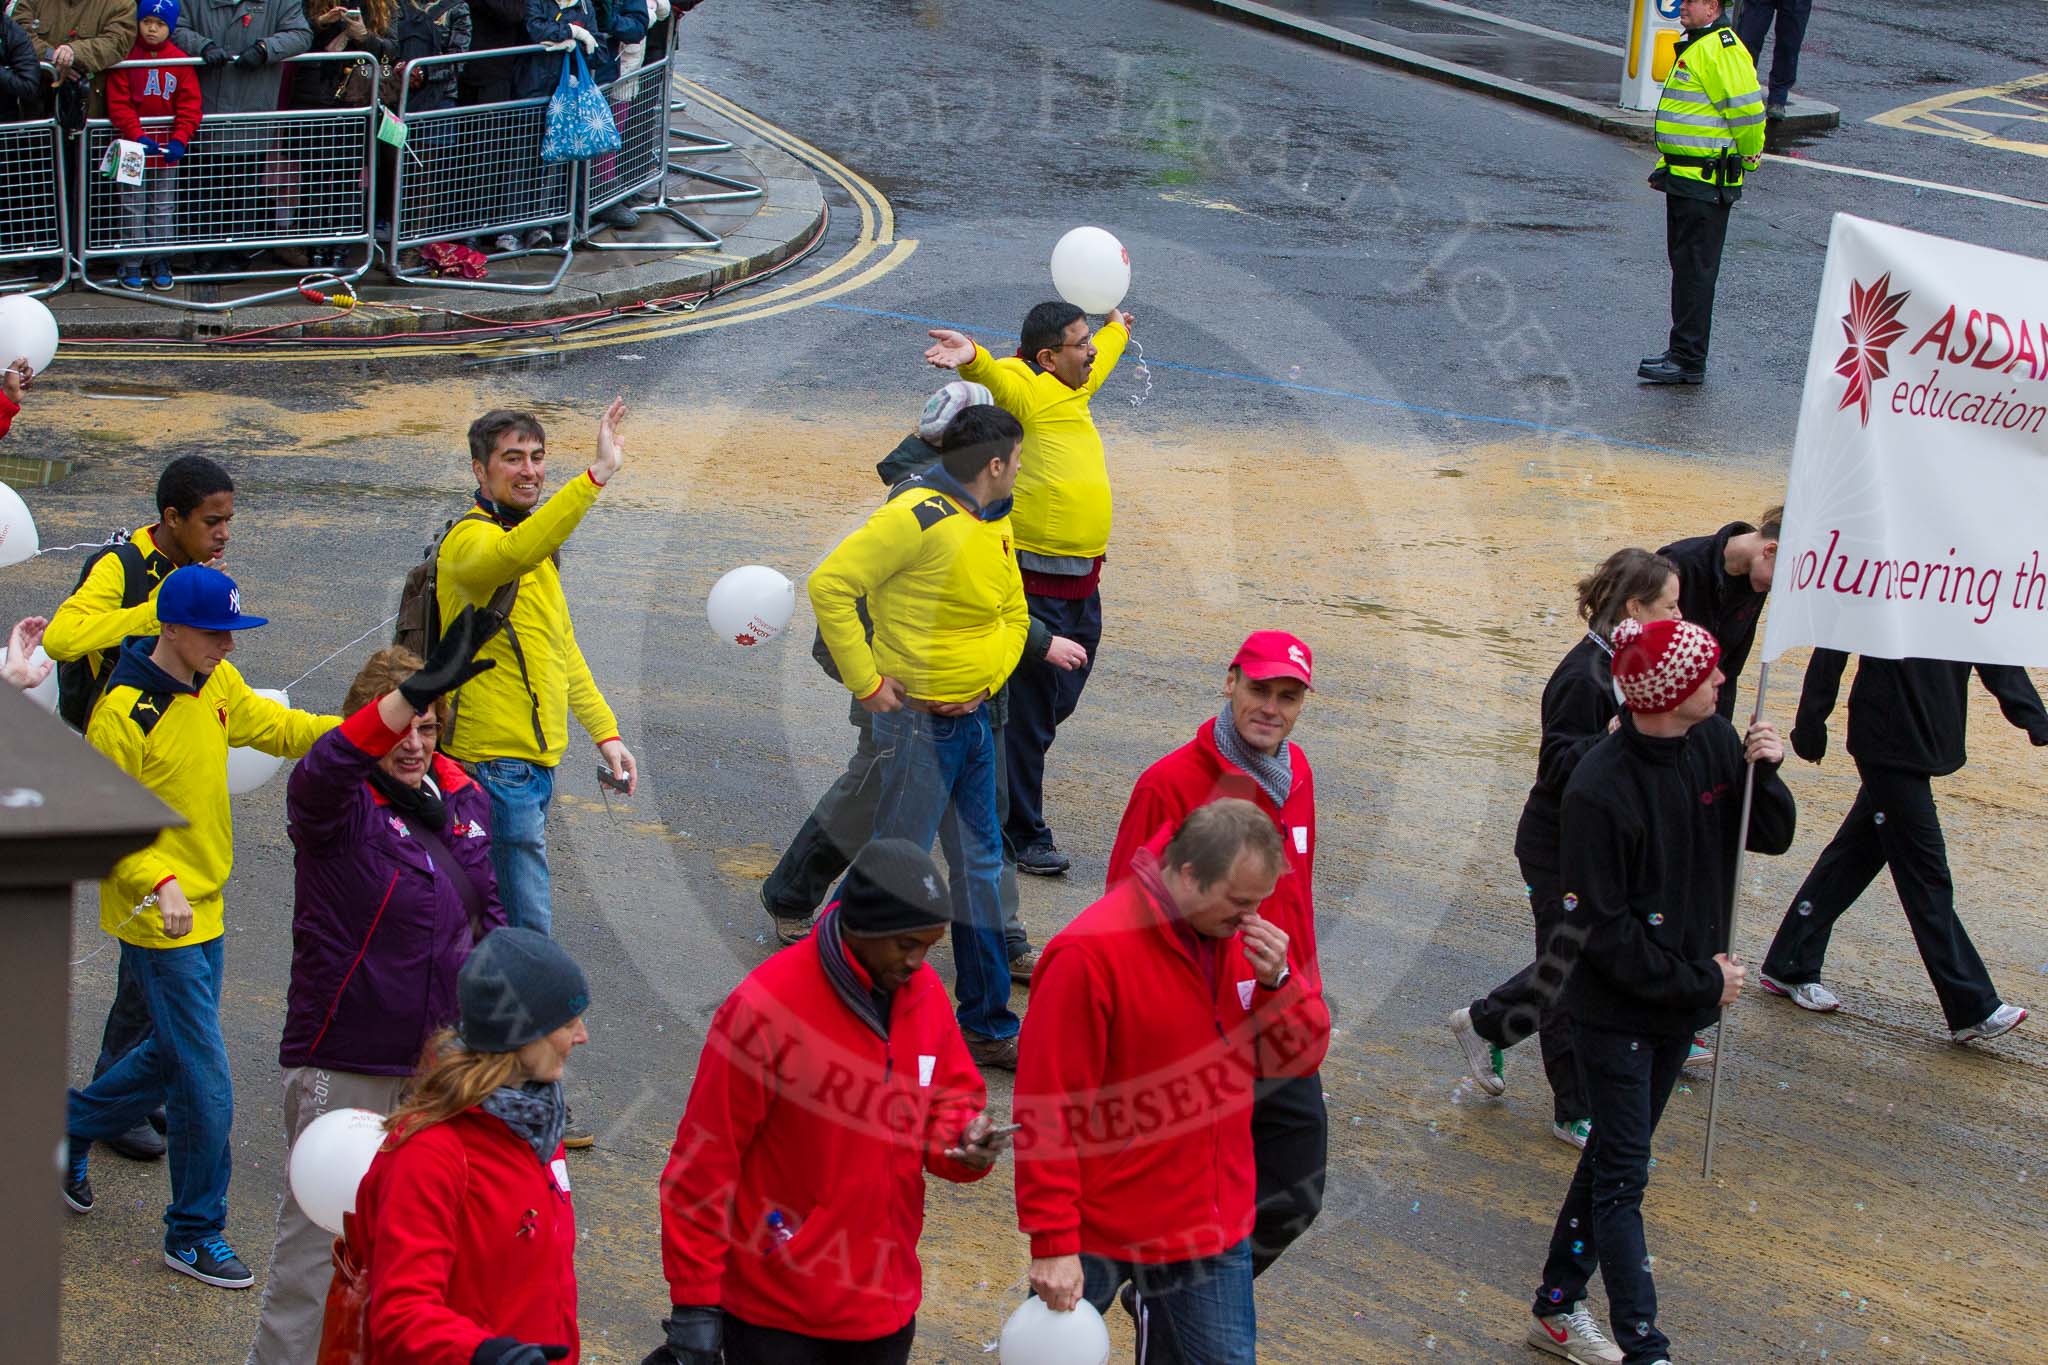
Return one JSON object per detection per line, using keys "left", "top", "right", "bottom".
{"left": 595, "top": 763, "right": 630, "bottom": 793}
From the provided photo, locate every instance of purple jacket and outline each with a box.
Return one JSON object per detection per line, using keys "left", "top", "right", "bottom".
{"left": 281, "top": 703, "right": 505, "bottom": 1075}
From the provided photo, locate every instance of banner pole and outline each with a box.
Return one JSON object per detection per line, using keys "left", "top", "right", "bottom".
{"left": 1703, "top": 660, "right": 1772, "bottom": 1181}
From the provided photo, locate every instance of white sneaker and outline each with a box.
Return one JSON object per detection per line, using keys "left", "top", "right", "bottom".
{"left": 491, "top": 233, "right": 520, "bottom": 254}
{"left": 1447, "top": 1006, "right": 1506, "bottom": 1095}
{"left": 1528, "top": 1302, "right": 1624, "bottom": 1363}
{"left": 1761, "top": 973, "right": 1841, "bottom": 1012}
{"left": 1952, "top": 1003, "right": 2027, "bottom": 1044}
{"left": 1551, "top": 1118, "right": 1591, "bottom": 1150}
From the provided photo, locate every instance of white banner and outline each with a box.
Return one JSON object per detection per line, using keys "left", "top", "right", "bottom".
{"left": 1764, "top": 214, "right": 2048, "bottom": 668}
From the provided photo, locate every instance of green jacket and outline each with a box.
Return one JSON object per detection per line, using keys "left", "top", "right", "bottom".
{"left": 16, "top": 0, "right": 136, "bottom": 113}
{"left": 1652, "top": 21, "right": 1766, "bottom": 203}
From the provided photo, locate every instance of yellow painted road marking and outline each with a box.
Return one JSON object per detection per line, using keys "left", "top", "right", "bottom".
{"left": 65, "top": 76, "right": 915, "bottom": 363}
{"left": 1869, "top": 71, "right": 2048, "bottom": 158}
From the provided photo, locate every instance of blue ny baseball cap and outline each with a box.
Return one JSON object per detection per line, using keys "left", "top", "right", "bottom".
{"left": 155, "top": 565, "right": 269, "bottom": 631}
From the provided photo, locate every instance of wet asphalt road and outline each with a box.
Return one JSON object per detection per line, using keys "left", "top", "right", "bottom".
{"left": 11, "top": 1, "right": 2048, "bottom": 1361}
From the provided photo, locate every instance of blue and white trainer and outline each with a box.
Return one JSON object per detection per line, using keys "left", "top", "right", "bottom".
{"left": 1761, "top": 973, "right": 1841, "bottom": 1012}
{"left": 165, "top": 1235, "right": 255, "bottom": 1289}
{"left": 1952, "top": 1003, "right": 2027, "bottom": 1044}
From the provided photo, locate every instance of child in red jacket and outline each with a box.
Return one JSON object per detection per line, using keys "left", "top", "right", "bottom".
{"left": 105, "top": 0, "right": 201, "bottom": 291}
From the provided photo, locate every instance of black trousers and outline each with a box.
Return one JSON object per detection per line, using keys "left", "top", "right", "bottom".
{"left": 724, "top": 1314, "right": 913, "bottom": 1365}
{"left": 1003, "top": 590, "right": 1102, "bottom": 851}
{"left": 1249, "top": 1071, "right": 1328, "bottom": 1277}
{"left": 1468, "top": 863, "right": 1590, "bottom": 1124}
{"left": 1534, "top": 1025, "right": 1691, "bottom": 1365}
{"left": 1763, "top": 762, "right": 2000, "bottom": 1031}
{"left": 762, "top": 701, "right": 1028, "bottom": 956}
{"left": 1735, "top": 0, "right": 1813, "bottom": 104}
{"left": 1665, "top": 193, "right": 1732, "bottom": 368}
{"left": 92, "top": 951, "right": 154, "bottom": 1080}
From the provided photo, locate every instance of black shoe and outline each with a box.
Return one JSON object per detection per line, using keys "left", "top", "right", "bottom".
{"left": 1637, "top": 358, "right": 1705, "bottom": 385}
{"left": 148, "top": 1106, "right": 167, "bottom": 1135}
{"left": 164, "top": 1235, "right": 255, "bottom": 1289}
{"left": 962, "top": 1030, "right": 1019, "bottom": 1071}
{"left": 105, "top": 1118, "right": 167, "bottom": 1161}
{"left": 562, "top": 1104, "right": 595, "bottom": 1150}
{"left": 1016, "top": 842, "right": 1071, "bottom": 877}
{"left": 1640, "top": 350, "right": 1671, "bottom": 368}
{"left": 759, "top": 884, "right": 812, "bottom": 946}
{"left": 62, "top": 1139, "right": 93, "bottom": 1214}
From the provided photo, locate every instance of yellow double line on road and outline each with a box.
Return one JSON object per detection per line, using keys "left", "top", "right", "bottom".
{"left": 64, "top": 77, "right": 917, "bottom": 363}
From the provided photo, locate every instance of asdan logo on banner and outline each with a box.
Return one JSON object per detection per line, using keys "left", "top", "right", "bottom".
{"left": 1835, "top": 272, "right": 2048, "bottom": 433}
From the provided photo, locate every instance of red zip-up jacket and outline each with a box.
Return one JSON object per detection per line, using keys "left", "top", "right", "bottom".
{"left": 104, "top": 38, "right": 202, "bottom": 158}
{"left": 1013, "top": 867, "right": 1315, "bottom": 1264}
{"left": 1106, "top": 717, "right": 1330, "bottom": 1077}
{"left": 658, "top": 914, "right": 990, "bottom": 1340}
{"left": 353, "top": 1110, "right": 578, "bottom": 1364}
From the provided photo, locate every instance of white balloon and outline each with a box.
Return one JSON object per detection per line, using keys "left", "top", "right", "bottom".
{"left": 226, "top": 686, "right": 291, "bottom": 795}
{"left": 999, "top": 1297, "right": 1111, "bottom": 1365}
{"left": 1049, "top": 226, "right": 1131, "bottom": 315}
{"left": 0, "top": 480, "right": 38, "bottom": 566}
{"left": 0, "top": 294, "right": 59, "bottom": 374}
{"left": 287, "top": 1106, "right": 388, "bottom": 1236}
{"left": 0, "top": 644, "right": 56, "bottom": 711}
{"left": 707, "top": 565, "right": 795, "bottom": 647}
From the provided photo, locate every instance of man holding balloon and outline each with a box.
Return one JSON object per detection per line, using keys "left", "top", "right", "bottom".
{"left": 62, "top": 566, "right": 338, "bottom": 1291}
{"left": 925, "top": 249, "right": 1132, "bottom": 876}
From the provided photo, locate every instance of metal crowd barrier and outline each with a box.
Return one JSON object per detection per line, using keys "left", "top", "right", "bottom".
{"left": 577, "top": 39, "right": 721, "bottom": 251}
{"left": 663, "top": 22, "right": 762, "bottom": 208}
{"left": 0, "top": 65, "right": 70, "bottom": 298}
{"left": 385, "top": 44, "right": 578, "bottom": 293}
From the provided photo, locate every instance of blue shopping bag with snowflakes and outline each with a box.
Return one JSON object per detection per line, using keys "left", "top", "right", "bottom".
{"left": 541, "top": 50, "right": 620, "bottom": 164}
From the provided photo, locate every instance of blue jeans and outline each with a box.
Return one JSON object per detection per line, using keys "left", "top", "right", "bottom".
{"left": 1534, "top": 1024, "right": 1693, "bottom": 1365}
{"left": 68, "top": 938, "right": 233, "bottom": 1247}
{"left": 473, "top": 757, "right": 556, "bottom": 936}
{"left": 865, "top": 705, "right": 1016, "bottom": 1039}
{"left": 1735, "top": 0, "right": 1812, "bottom": 105}
{"left": 1082, "top": 1240, "right": 1255, "bottom": 1365}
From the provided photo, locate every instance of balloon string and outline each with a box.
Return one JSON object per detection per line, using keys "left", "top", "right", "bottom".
{"left": 1126, "top": 336, "right": 1153, "bottom": 409}
{"left": 283, "top": 612, "right": 398, "bottom": 694}
{"left": 72, "top": 894, "right": 157, "bottom": 966}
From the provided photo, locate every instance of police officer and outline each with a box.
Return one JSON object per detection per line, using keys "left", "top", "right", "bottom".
{"left": 1638, "top": 0, "right": 1767, "bottom": 386}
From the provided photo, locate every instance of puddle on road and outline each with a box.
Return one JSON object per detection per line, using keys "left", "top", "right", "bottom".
{"left": 0, "top": 452, "right": 73, "bottom": 485}
{"left": 76, "top": 382, "right": 177, "bottom": 402}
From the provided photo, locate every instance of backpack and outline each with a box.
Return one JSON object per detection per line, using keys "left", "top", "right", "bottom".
{"left": 55, "top": 540, "right": 157, "bottom": 732}
{"left": 394, "top": 509, "right": 543, "bottom": 750}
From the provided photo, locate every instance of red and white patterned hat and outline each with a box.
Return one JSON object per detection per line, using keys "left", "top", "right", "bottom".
{"left": 1611, "top": 617, "right": 1720, "bottom": 714}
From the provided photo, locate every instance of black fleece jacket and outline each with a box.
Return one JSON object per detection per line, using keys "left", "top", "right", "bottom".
{"left": 1513, "top": 633, "right": 1620, "bottom": 871}
{"left": 1793, "top": 651, "right": 2048, "bottom": 776}
{"left": 1660, "top": 521, "right": 1767, "bottom": 720}
{"left": 1561, "top": 713, "right": 1797, "bottom": 1038}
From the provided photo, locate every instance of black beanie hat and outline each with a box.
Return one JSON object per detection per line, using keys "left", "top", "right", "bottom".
{"left": 457, "top": 927, "right": 591, "bottom": 1053}
{"left": 839, "top": 838, "right": 952, "bottom": 937}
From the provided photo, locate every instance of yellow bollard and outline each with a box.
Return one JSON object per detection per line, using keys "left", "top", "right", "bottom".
{"left": 1652, "top": 27, "right": 1681, "bottom": 81}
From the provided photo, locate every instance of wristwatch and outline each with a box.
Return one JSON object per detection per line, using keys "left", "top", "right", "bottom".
{"left": 1258, "top": 966, "right": 1292, "bottom": 992}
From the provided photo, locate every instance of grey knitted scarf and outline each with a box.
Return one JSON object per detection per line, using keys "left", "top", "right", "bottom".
{"left": 479, "top": 1079, "right": 567, "bottom": 1166}
{"left": 1214, "top": 706, "right": 1292, "bottom": 808}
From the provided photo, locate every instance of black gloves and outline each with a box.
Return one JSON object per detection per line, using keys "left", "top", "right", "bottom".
{"left": 235, "top": 43, "right": 269, "bottom": 68}
{"left": 1790, "top": 724, "right": 1826, "bottom": 764}
{"left": 471, "top": 1340, "right": 570, "bottom": 1365}
{"left": 641, "top": 1305, "right": 722, "bottom": 1364}
{"left": 399, "top": 603, "right": 498, "bottom": 711}
{"left": 202, "top": 43, "right": 230, "bottom": 67}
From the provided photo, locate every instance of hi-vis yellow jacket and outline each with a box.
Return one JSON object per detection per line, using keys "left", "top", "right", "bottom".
{"left": 436, "top": 472, "right": 620, "bottom": 767}
{"left": 1653, "top": 21, "right": 1766, "bottom": 196}
{"left": 960, "top": 319, "right": 1127, "bottom": 562}
{"left": 809, "top": 473, "right": 1030, "bottom": 705}
{"left": 43, "top": 523, "right": 175, "bottom": 678}
{"left": 88, "top": 642, "right": 338, "bottom": 949}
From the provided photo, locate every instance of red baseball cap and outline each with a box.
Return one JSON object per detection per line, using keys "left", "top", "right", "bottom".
{"left": 1231, "top": 630, "right": 1313, "bottom": 689}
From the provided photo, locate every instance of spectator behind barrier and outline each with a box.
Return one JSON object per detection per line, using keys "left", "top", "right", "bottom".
{"left": 513, "top": 0, "right": 640, "bottom": 99}
{"left": 390, "top": 0, "right": 469, "bottom": 111}
{"left": 0, "top": 10, "right": 45, "bottom": 119}
{"left": 289, "top": 0, "right": 392, "bottom": 267}
{"left": 106, "top": 0, "right": 202, "bottom": 292}
{"left": 17, "top": 0, "right": 138, "bottom": 116}
{"left": 172, "top": 0, "right": 311, "bottom": 114}
{"left": 457, "top": 0, "right": 520, "bottom": 104}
